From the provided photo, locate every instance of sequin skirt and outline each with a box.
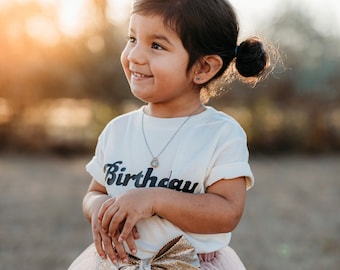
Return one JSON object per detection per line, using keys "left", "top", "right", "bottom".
{"left": 68, "top": 236, "right": 246, "bottom": 270}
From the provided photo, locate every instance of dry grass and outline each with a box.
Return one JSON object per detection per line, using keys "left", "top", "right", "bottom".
{"left": 0, "top": 153, "right": 339, "bottom": 270}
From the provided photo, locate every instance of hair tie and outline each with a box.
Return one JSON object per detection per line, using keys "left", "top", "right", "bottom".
{"left": 234, "top": 46, "right": 239, "bottom": 57}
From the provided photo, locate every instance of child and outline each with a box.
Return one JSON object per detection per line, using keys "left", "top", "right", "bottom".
{"left": 69, "top": 0, "right": 275, "bottom": 269}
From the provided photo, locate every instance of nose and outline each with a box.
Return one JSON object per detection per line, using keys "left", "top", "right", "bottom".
{"left": 127, "top": 44, "right": 147, "bottom": 65}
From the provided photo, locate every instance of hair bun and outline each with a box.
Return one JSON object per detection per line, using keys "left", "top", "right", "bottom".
{"left": 235, "top": 37, "right": 268, "bottom": 77}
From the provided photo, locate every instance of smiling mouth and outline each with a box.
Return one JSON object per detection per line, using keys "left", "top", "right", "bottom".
{"left": 132, "top": 72, "right": 152, "bottom": 78}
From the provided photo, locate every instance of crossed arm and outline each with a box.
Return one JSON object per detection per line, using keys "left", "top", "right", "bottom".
{"left": 83, "top": 176, "right": 246, "bottom": 263}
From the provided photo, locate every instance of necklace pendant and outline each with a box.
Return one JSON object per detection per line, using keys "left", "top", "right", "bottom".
{"left": 151, "top": 158, "right": 159, "bottom": 168}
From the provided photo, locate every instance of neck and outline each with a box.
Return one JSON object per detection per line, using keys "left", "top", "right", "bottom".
{"left": 144, "top": 102, "right": 205, "bottom": 118}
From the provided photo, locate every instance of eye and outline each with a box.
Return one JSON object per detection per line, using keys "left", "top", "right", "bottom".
{"left": 128, "top": 36, "right": 136, "bottom": 44}
{"left": 152, "top": 42, "right": 165, "bottom": 50}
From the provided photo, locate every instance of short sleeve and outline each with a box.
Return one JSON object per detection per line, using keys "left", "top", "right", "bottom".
{"left": 206, "top": 134, "right": 254, "bottom": 190}
{"left": 85, "top": 124, "right": 110, "bottom": 186}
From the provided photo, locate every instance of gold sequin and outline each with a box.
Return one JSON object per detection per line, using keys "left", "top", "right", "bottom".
{"left": 95, "top": 235, "right": 200, "bottom": 270}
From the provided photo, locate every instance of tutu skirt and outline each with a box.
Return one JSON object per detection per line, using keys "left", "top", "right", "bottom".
{"left": 68, "top": 243, "right": 246, "bottom": 270}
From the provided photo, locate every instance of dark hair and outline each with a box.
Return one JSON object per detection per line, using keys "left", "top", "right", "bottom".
{"left": 131, "top": 0, "right": 272, "bottom": 98}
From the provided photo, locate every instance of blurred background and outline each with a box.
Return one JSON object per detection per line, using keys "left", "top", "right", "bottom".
{"left": 0, "top": 0, "right": 339, "bottom": 154}
{"left": 0, "top": 0, "right": 339, "bottom": 269}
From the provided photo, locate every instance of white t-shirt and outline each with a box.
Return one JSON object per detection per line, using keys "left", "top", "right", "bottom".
{"left": 86, "top": 106, "right": 254, "bottom": 259}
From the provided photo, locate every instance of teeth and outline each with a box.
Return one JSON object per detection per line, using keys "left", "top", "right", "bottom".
{"left": 133, "top": 72, "right": 143, "bottom": 77}
{"left": 132, "top": 72, "right": 148, "bottom": 78}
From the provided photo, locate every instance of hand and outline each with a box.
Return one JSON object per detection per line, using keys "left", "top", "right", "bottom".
{"left": 109, "top": 222, "right": 139, "bottom": 263}
{"left": 91, "top": 210, "right": 115, "bottom": 261}
{"left": 92, "top": 210, "right": 140, "bottom": 263}
{"left": 98, "top": 188, "right": 155, "bottom": 244}
{"left": 84, "top": 182, "right": 141, "bottom": 263}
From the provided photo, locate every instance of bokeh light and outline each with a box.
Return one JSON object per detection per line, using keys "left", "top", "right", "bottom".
{"left": 0, "top": 0, "right": 339, "bottom": 153}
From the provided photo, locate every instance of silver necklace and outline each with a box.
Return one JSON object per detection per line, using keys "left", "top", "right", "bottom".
{"left": 141, "top": 104, "right": 203, "bottom": 168}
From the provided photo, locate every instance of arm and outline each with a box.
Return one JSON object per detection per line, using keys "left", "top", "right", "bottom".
{"left": 83, "top": 179, "right": 109, "bottom": 223}
{"left": 155, "top": 176, "right": 246, "bottom": 233}
{"left": 99, "top": 176, "right": 246, "bottom": 242}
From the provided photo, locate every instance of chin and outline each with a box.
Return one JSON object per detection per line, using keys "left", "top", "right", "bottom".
{"left": 131, "top": 90, "right": 151, "bottom": 103}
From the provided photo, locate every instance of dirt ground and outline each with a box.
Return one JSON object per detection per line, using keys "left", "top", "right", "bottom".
{"left": 0, "top": 153, "right": 339, "bottom": 270}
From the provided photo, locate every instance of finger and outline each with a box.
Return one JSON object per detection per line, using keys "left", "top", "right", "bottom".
{"left": 112, "top": 236, "right": 128, "bottom": 263}
{"left": 118, "top": 216, "right": 137, "bottom": 243}
{"left": 101, "top": 206, "right": 120, "bottom": 233}
{"left": 132, "top": 226, "right": 139, "bottom": 240}
{"left": 102, "top": 233, "right": 118, "bottom": 264}
{"left": 125, "top": 233, "right": 137, "bottom": 255}
{"left": 98, "top": 197, "right": 115, "bottom": 224}
{"left": 93, "top": 232, "right": 106, "bottom": 259}
{"left": 108, "top": 211, "right": 127, "bottom": 238}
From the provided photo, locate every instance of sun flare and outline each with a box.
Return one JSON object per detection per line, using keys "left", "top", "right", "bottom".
{"left": 57, "top": 0, "right": 88, "bottom": 36}
{"left": 56, "top": 0, "right": 131, "bottom": 35}
{"left": 107, "top": 0, "right": 131, "bottom": 25}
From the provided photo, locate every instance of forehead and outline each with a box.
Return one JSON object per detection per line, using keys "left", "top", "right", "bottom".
{"left": 129, "top": 13, "right": 179, "bottom": 38}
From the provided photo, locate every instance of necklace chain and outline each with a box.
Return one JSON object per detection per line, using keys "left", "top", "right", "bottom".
{"left": 141, "top": 104, "right": 203, "bottom": 168}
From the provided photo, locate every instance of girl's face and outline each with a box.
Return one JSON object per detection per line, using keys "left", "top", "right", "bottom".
{"left": 121, "top": 14, "right": 199, "bottom": 109}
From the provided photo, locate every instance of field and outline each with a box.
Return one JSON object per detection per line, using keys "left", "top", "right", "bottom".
{"left": 0, "top": 153, "right": 339, "bottom": 270}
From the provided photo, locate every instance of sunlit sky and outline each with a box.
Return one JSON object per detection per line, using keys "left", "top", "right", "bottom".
{"left": 231, "top": 0, "right": 340, "bottom": 38}
{"left": 1, "top": 0, "right": 340, "bottom": 38}
{"left": 55, "top": 0, "right": 340, "bottom": 37}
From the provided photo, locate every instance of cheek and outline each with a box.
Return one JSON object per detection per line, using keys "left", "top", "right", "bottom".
{"left": 155, "top": 62, "right": 189, "bottom": 84}
{"left": 120, "top": 47, "right": 130, "bottom": 79}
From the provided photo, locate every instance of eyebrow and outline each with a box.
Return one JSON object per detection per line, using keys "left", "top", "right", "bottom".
{"left": 129, "top": 28, "right": 174, "bottom": 47}
{"left": 151, "top": 34, "right": 174, "bottom": 46}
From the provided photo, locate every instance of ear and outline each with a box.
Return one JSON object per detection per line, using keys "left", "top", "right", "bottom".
{"left": 193, "top": 55, "right": 223, "bottom": 85}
